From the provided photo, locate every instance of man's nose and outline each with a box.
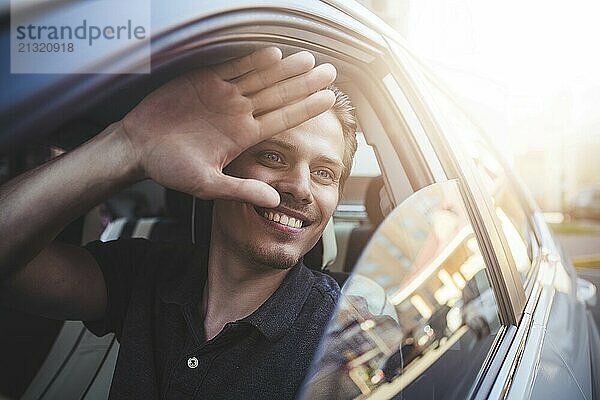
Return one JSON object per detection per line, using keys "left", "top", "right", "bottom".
{"left": 272, "top": 164, "right": 314, "bottom": 204}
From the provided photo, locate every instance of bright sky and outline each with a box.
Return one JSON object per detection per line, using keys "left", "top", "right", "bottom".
{"left": 407, "top": 0, "right": 600, "bottom": 86}
{"left": 397, "top": 0, "right": 600, "bottom": 158}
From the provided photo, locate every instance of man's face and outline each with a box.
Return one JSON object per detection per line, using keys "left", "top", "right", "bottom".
{"left": 212, "top": 110, "right": 345, "bottom": 269}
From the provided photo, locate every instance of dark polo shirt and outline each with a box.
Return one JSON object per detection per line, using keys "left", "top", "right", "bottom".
{"left": 83, "top": 238, "right": 340, "bottom": 399}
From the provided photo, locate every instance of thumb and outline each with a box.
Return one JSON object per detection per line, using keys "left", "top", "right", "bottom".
{"left": 203, "top": 173, "right": 280, "bottom": 208}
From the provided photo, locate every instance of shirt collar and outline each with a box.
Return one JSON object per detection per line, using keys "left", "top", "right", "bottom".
{"left": 159, "top": 248, "right": 316, "bottom": 342}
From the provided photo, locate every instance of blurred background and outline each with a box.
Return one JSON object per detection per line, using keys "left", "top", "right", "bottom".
{"left": 358, "top": 0, "right": 600, "bottom": 264}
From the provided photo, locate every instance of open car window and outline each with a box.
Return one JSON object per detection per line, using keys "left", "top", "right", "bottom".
{"left": 301, "top": 179, "right": 502, "bottom": 399}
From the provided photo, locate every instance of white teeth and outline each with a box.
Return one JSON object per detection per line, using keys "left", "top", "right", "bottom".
{"left": 261, "top": 209, "right": 304, "bottom": 228}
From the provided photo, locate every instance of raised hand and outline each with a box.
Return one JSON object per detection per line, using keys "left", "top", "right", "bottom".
{"left": 120, "top": 47, "right": 336, "bottom": 207}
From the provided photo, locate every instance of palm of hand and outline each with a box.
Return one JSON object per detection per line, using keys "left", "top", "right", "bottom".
{"left": 120, "top": 48, "right": 336, "bottom": 207}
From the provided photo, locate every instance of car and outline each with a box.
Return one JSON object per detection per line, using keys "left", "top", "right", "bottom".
{"left": 1, "top": 1, "right": 599, "bottom": 399}
{"left": 568, "top": 184, "right": 600, "bottom": 221}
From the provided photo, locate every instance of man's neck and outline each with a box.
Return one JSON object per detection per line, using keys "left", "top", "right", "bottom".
{"left": 201, "top": 239, "right": 291, "bottom": 341}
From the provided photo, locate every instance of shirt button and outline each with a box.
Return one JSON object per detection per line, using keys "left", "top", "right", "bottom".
{"left": 187, "top": 357, "right": 198, "bottom": 369}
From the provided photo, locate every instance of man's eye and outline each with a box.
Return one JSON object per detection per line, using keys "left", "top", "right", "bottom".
{"left": 313, "top": 169, "right": 335, "bottom": 180}
{"left": 261, "top": 152, "right": 282, "bottom": 163}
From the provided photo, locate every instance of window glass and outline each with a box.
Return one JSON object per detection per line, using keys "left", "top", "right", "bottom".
{"left": 387, "top": 40, "right": 536, "bottom": 284}
{"left": 467, "top": 139, "right": 534, "bottom": 282}
{"left": 301, "top": 180, "right": 501, "bottom": 399}
{"left": 419, "top": 79, "right": 535, "bottom": 284}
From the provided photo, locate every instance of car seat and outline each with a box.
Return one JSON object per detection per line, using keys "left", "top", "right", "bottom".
{"left": 341, "top": 175, "right": 386, "bottom": 272}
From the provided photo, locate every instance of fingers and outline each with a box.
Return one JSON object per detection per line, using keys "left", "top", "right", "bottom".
{"left": 235, "top": 51, "right": 315, "bottom": 95}
{"left": 256, "top": 89, "right": 336, "bottom": 139}
{"left": 250, "top": 63, "right": 336, "bottom": 115}
{"left": 205, "top": 174, "right": 281, "bottom": 208}
{"left": 211, "top": 47, "right": 283, "bottom": 80}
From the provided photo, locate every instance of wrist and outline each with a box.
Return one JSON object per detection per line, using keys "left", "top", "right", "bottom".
{"left": 101, "top": 121, "right": 146, "bottom": 183}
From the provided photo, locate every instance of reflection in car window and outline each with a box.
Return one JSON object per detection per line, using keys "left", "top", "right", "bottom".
{"left": 421, "top": 82, "right": 536, "bottom": 284}
{"left": 301, "top": 180, "right": 501, "bottom": 399}
{"left": 467, "top": 140, "right": 534, "bottom": 282}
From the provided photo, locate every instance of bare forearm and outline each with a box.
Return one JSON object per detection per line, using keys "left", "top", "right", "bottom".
{"left": 0, "top": 122, "right": 140, "bottom": 279}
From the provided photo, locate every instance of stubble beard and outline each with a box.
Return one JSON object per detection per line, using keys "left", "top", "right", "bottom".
{"left": 212, "top": 199, "right": 320, "bottom": 270}
{"left": 240, "top": 240, "right": 300, "bottom": 270}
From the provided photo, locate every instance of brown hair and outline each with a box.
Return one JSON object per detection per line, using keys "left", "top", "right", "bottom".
{"left": 328, "top": 84, "right": 357, "bottom": 189}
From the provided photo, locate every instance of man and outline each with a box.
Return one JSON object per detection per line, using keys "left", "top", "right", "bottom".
{"left": 0, "top": 47, "right": 357, "bottom": 399}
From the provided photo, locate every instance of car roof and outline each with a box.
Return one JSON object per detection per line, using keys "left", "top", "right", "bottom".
{"left": 1, "top": 0, "right": 397, "bottom": 153}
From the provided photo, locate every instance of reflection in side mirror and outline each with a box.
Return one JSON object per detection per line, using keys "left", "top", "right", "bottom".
{"left": 301, "top": 180, "right": 501, "bottom": 400}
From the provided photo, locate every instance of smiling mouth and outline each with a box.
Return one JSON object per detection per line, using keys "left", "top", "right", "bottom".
{"left": 254, "top": 207, "right": 307, "bottom": 229}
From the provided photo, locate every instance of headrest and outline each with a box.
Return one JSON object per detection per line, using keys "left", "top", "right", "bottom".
{"left": 303, "top": 217, "right": 337, "bottom": 271}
